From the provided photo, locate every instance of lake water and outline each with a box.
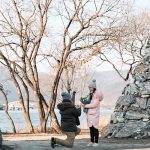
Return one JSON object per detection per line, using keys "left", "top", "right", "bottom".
{"left": 0, "top": 109, "right": 113, "bottom": 133}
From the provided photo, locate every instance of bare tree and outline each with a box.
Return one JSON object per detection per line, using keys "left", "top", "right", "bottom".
{"left": 0, "top": 54, "right": 34, "bottom": 133}
{"left": 1, "top": 0, "right": 145, "bottom": 133}
{"left": 96, "top": 11, "right": 150, "bottom": 81}
{"left": 0, "top": 84, "right": 16, "bottom": 133}
{"left": 0, "top": 0, "right": 52, "bottom": 132}
{"left": 44, "top": 0, "right": 134, "bottom": 128}
{"left": 59, "top": 58, "right": 92, "bottom": 97}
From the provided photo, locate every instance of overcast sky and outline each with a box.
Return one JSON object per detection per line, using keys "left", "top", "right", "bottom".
{"left": 135, "top": 0, "right": 150, "bottom": 9}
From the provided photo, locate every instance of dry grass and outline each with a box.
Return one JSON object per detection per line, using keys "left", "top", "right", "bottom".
{"left": 4, "top": 115, "right": 111, "bottom": 134}
{"left": 12, "top": 126, "right": 57, "bottom": 134}
{"left": 99, "top": 115, "right": 111, "bottom": 130}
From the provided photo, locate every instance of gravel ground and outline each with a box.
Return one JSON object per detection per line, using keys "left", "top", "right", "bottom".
{"left": 2, "top": 136, "right": 150, "bottom": 150}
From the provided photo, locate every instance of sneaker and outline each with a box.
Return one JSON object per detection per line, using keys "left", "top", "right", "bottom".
{"left": 87, "top": 142, "right": 94, "bottom": 146}
{"left": 92, "top": 143, "right": 99, "bottom": 147}
{"left": 51, "top": 137, "right": 56, "bottom": 148}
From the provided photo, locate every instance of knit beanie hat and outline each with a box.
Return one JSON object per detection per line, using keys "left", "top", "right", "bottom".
{"left": 88, "top": 79, "right": 96, "bottom": 89}
{"left": 61, "top": 92, "right": 71, "bottom": 101}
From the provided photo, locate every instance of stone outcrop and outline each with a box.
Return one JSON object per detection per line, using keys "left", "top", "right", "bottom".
{"left": 102, "top": 41, "right": 150, "bottom": 139}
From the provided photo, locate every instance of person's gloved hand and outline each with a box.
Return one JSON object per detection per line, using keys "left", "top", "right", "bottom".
{"left": 75, "top": 104, "right": 81, "bottom": 109}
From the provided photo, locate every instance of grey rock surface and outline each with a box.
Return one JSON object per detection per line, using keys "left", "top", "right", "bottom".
{"left": 102, "top": 44, "right": 150, "bottom": 138}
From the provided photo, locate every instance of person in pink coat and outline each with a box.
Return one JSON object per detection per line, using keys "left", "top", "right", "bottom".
{"left": 82, "top": 79, "right": 103, "bottom": 147}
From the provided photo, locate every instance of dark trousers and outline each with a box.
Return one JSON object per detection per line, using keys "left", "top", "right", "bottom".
{"left": 89, "top": 126, "right": 99, "bottom": 143}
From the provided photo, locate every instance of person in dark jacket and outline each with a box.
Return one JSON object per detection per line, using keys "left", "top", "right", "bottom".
{"left": 51, "top": 92, "right": 81, "bottom": 148}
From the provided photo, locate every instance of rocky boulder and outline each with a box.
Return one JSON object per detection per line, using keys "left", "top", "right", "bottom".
{"left": 102, "top": 41, "right": 150, "bottom": 138}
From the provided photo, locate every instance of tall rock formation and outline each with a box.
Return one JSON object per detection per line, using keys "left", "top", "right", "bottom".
{"left": 103, "top": 40, "right": 150, "bottom": 138}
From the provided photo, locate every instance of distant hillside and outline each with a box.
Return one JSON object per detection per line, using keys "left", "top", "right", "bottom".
{"left": 92, "top": 71, "right": 127, "bottom": 109}
{"left": 0, "top": 67, "right": 18, "bottom": 103}
{"left": 0, "top": 67, "right": 127, "bottom": 109}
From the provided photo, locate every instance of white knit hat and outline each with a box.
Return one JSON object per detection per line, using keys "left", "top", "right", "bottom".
{"left": 88, "top": 79, "right": 96, "bottom": 89}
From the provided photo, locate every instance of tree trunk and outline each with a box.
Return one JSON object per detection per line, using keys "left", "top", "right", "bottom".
{"left": 15, "top": 73, "right": 34, "bottom": 133}
{"left": 49, "top": 57, "right": 69, "bottom": 133}
{"left": 35, "top": 93, "right": 47, "bottom": 133}
{"left": 41, "top": 120, "right": 46, "bottom": 133}
{"left": 1, "top": 90, "right": 16, "bottom": 133}
{"left": 5, "top": 111, "right": 16, "bottom": 133}
{"left": 50, "top": 78, "right": 62, "bottom": 133}
{"left": 0, "top": 54, "right": 34, "bottom": 133}
{"left": 50, "top": 110, "right": 61, "bottom": 134}
{"left": 24, "top": 113, "right": 34, "bottom": 133}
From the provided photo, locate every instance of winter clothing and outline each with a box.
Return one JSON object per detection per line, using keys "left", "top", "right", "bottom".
{"left": 84, "top": 90, "right": 103, "bottom": 144}
{"left": 88, "top": 79, "right": 97, "bottom": 89}
{"left": 51, "top": 92, "right": 81, "bottom": 148}
{"left": 70, "top": 91, "right": 80, "bottom": 125}
{"left": 90, "top": 126, "right": 99, "bottom": 143}
{"left": 85, "top": 90, "right": 103, "bottom": 129}
{"left": 61, "top": 92, "right": 71, "bottom": 101}
{"left": 57, "top": 101, "right": 81, "bottom": 132}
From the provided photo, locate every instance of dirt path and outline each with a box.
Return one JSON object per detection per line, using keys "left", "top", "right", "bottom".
{"left": 3, "top": 139, "right": 150, "bottom": 150}
{"left": 2, "top": 134, "right": 150, "bottom": 150}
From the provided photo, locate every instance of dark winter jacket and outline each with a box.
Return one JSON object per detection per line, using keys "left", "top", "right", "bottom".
{"left": 57, "top": 101, "right": 81, "bottom": 132}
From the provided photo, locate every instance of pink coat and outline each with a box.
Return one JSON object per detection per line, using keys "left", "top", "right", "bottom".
{"left": 85, "top": 90, "right": 103, "bottom": 129}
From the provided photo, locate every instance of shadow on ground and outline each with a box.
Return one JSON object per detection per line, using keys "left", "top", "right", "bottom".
{"left": 0, "top": 145, "right": 14, "bottom": 150}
